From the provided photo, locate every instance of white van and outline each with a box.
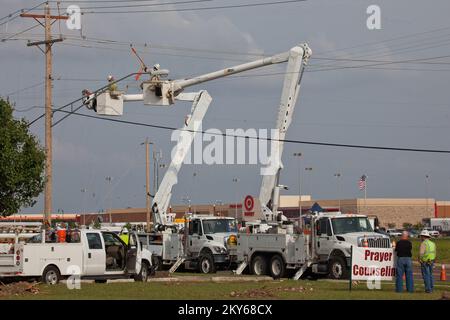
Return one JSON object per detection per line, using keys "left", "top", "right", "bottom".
{"left": 0, "top": 229, "right": 152, "bottom": 284}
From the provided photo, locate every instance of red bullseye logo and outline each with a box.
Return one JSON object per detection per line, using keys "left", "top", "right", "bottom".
{"left": 244, "top": 195, "right": 254, "bottom": 211}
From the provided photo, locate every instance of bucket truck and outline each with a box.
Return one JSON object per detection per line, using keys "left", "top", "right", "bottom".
{"left": 82, "top": 43, "right": 320, "bottom": 274}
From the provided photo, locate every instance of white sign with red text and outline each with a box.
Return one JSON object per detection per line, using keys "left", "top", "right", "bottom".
{"left": 351, "top": 247, "right": 396, "bottom": 281}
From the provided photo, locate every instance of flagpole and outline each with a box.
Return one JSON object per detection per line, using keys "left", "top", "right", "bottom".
{"left": 364, "top": 176, "right": 367, "bottom": 215}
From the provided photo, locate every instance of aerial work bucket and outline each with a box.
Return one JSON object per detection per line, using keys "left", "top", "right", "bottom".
{"left": 95, "top": 92, "right": 124, "bottom": 115}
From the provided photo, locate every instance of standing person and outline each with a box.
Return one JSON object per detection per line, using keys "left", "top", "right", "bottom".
{"left": 119, "top": 227, "right": 129, "bottom": 245}
{"left": 419, "top": 230, "right": 436, "bottom": 293}
{"left": 395, "top": 231, "right": 414, "bottom": 293}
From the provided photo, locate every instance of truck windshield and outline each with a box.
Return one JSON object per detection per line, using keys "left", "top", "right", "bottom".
{"left": 331, "top": 217, "right": 373, "bottom": 235}
{"left": 202, "top": 219, "right": 237, "bottom": 234}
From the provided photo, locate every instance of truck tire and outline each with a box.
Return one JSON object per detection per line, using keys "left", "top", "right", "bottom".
{"left": 198, "top": 253, "right": 216, "bottom": 274}
{"left": 134, "top": 261, "right": 150, "bottom": 282}
{"left": 269, "top": 254, "right": 285, "bottom": 279}
{"left": 250, "top": 255, "right": 268, "bottom": 276}
{"left": 152, "top": 256, "right": 163, "bottom": 271}
{"left": 328, "top": 256, "right": 349, "bottom": 280}
{"left": 42, "top": 266, "right": 61, "bottom": 285}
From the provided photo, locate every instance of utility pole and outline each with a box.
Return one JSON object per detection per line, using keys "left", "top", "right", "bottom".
{"left": 21, "top": 4, "right": 68, "bottom": 226}
{"left": 141, "top": 139, "right": 153, "bottom": 232}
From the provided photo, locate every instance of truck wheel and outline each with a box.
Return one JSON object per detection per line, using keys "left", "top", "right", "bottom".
{"left": 198, "top": 253, "right": 216, "bottom": 274}
{"left": 328, "top": 256, "right": 349, "bottom": 280}
{"left": 152, "top": 256, "right": 163, "bottom": 271}
{"left": 269, "top": 255, "right": 285, "bottom": 279}
{"left": 134, "top": 261, "right": 150, "bottom": 282}
{"left": 42, "top": 266, "right": 61, "bottom": 285}
{"left": 250, "top": 255, "right": 268, "bottom": 276}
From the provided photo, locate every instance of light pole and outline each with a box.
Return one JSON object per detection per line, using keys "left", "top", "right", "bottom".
{"left": 334, "top": 173, "right": 341, "bottom": 211}
{"left": 304, "top": 167, "right": 313, "bottom": 196}
{"left": 232, "top": 178, "right": 240, "bottom": 219}
{"left": 192, "top": 172, "right": 198, "bottom": 214}
{"left": 293, "top": 153, "right": 302, "bottom": 227}
{"left": 425, "top": 174, "right": 431, "bottom": 216}
{"left": 105, "top": 176, "right": 113, "bottom": 224}
{"left": 81, "top": 188, "right": 87, "bottom": 227}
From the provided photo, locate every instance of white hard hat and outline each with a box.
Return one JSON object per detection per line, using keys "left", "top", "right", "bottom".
{"left": 420, "top": 230, "right": 431, "bottom": 238}
{"left": 122, "top": 227, "right": 129, "bottom": 234}
{"left": 107, "top": 75, "right": 114, "bottom": 81}
{"left": 153, "top": 63, "right": 160, "bottom": 71}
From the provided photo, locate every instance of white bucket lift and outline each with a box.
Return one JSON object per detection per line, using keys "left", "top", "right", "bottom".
{"left": 142, "top": 80, "right": 175, "bottom": 106}
{"left": 96, "top": 91, "right": 124, "bottom": 116}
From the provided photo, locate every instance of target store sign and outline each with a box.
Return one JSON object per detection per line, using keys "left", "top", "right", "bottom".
{"left": 243, "top": 195, "right": 255, "bottom": 217}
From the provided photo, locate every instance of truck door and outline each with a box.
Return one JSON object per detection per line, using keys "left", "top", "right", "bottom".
{"left": 315, "top": 218, "right": 333, "bottom": 257}
{"left": 126, "top": 233, "right": 141, "bottom": 274}
{"left": 188, "top": 219, "right": 203, "bottom": 256}
{"left": 84, "top": 232, "right": 106, "bottom": 275}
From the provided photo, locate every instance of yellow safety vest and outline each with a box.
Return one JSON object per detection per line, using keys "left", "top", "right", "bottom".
{"left": 120, "top": 234, "right": 129, "bottom": 245}
{"left": 421, "top": 239, "right": 436, "bottom": 262}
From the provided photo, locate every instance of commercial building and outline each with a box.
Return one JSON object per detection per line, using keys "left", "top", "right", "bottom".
{"left": 5, "top": 196, "right": 449, "bottom": 228}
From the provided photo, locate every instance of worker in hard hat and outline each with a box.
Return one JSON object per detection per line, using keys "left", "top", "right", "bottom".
{"left": 395, "top": 231, "right": 414, "bottom": 293}
{"left": 119, "top": 227, "right": 129, "bottom": 245}
{"left": 107, "top": 75, "right": 118, "bottom": 92}
{"left": 419, "top": 230, "right": 436, "bottom": 293}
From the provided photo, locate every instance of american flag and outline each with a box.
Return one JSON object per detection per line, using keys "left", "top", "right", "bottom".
{"left": 358, "top": 175, "right": 367, "bottom": 190}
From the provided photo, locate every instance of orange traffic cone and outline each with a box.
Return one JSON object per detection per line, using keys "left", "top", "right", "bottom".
{"left": 440, "top": 264, "right": 447, "bottom": 281}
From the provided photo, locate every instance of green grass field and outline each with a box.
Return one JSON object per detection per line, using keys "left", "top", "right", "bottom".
{"left": 399, "top": 238, "right": 449, "bottom": 264}
{"left": 2, "top": 279, "right": 449, "bottom": 300}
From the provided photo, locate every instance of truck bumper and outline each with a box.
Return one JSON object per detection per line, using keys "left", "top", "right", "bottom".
{"left": 213, "top": 254, "right": 229, "bottom": 264}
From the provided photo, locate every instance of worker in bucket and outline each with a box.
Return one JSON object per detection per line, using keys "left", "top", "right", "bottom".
{"left": 395, "top": 231, "right": 414, "bottom": 293}
{"left": 119, "top": 227, "right": 129, "bottom": 245}
{"left": 107, "top": 75, "right": 118, "bottom": 93}
{"left": 419, "top": 230, "right": 436, "bottom": 293}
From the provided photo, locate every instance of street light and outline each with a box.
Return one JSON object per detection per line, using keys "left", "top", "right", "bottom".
{"left": 232, "top": 178, "right": 240, "bottom": 219}
{"left": 304, "top": 167, "right": 313, "bottom": 196}
{"left": 293, "top": 152, "right": 302, "bottom": 227}
{"left": 334, "top": 173, "right": 341, "bottom": 211}
{"left": 425, "top": 174, "right": 431, "bottom": 216}
{"left": 105, "top": 176, "right": 113, "bottom": 224}
{"left": 80, "top": 188, "right": 88, "bottom": 227}
{"left": 192, "top": 172, "right": 198, "bottom": 214}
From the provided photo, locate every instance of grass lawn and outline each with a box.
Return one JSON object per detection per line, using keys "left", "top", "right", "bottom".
{"left": 3, "top": 279, "right": 449, "bottom": 300}
{"left": 396, "top": 238, "right": 450, "bottom": 264}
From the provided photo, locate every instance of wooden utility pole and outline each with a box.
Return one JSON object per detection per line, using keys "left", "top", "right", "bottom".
{"left": 142, "top": 139, "right": 153, "bottom": 232}
{"left": 21, "top": 4, "right": 68, "bottom": 226}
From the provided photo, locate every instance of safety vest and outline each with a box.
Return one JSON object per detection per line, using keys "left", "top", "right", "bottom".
{"left": 120, "top": 234, "right": 129, "bottom": 245}
{"left": 421, "top": 239, "right": 436, "bottom": 262}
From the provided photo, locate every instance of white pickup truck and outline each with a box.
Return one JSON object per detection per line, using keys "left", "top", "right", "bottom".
{"left": 0, "top": 229, "right": 152, "bottom": 284}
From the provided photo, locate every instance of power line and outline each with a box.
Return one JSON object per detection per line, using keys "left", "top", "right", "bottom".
{"left": 81, "top": 0, "right": 307, "bottom": 14}
{"left": 3, "top": 80, "right": 45, "bottom": 96}
{"left": 51, "top": 108, "right": 450, "bottom": 154}
{"left": 0, "top": 2, "right": 46, "bottom": 26}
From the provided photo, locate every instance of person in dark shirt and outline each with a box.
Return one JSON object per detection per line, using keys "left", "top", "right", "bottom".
{"left": 395, "top": 231, "right": 414, "bottom": 293}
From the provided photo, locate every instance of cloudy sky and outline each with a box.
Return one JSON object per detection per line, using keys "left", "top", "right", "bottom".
{"left": 1, "top": 0, "right": 450, "bottom": 214}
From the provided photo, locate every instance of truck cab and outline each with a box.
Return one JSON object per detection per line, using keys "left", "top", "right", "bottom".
{"left": 184, "top": 216, "right": 238, "bottom": 273}
{"left": 312, "top": 213, "right": 391, "bottom": 279}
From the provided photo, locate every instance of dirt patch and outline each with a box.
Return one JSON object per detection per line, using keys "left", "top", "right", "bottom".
{"left": 229, "top": 285, "right": 314, "bottom": 298}
{"left": 230, "top": 286, "right": 274, "bottom": 298}
{"left": 0, "top": 281, "right": 40, "bottom": 297}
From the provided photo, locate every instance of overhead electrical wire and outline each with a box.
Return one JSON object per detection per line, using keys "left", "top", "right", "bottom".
{"left": 79, "top": 0, "right": 308, "bottom": 14}
{"left": 50, "top": 108, "right": 450, "bottom": 154}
